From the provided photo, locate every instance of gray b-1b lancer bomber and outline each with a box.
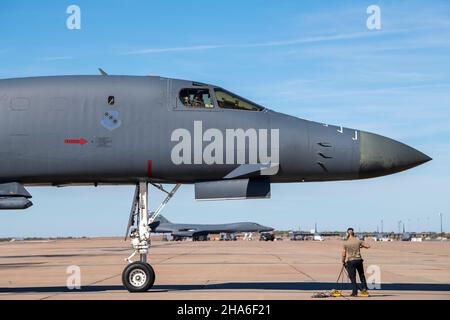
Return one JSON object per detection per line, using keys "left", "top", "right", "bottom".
{"left": 149, "top": 215, "right": 273, "bottom": 241}
{"left": 0, "top": 74, "right": 431, "bottom": 292}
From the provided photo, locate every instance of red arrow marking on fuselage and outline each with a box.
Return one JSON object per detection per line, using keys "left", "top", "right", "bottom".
{"left": 64, "top": 139, "right": 88, "bottom": 145}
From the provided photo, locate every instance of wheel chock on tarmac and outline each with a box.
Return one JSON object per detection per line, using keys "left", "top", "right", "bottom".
{"left": 330, "top": 289, "right": 343, "bottom": 297}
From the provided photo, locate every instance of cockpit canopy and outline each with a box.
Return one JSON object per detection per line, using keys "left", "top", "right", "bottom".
{"left": 179, "top": 87, "right": 264, "bottom": 112}
{"left": 179, "top": 88, "right": 214, "bottom": 109}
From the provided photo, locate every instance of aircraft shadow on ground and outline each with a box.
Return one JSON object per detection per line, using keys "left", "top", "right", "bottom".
{"left": 1, "top": 282, "right": 449, "bottom": 294}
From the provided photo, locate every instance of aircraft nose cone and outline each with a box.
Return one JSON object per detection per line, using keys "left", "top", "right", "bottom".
{"left": 359, "top": 132, "right": 431, "bottom": 178}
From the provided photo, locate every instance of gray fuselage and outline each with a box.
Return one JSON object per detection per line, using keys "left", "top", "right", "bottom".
{"left": 0, "top": 75, "right": 431, "bottom": 185}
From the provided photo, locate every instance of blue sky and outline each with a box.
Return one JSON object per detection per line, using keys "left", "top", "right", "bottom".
{"left": 0, "top": 0, "right": 449, "bottom": 236}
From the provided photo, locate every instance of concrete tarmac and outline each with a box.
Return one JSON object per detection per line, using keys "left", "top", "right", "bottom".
{"left": 0, "top": 238, "right": 449, "bottom": 300}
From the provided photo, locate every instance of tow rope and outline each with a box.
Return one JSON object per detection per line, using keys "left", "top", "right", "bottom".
{"left": 311, "top": 264, "right": 349, "bottom": 298}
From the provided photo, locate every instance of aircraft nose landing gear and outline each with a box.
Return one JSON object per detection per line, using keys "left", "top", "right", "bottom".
{"left": 122, "top": 261, "right": 155, "bottom": 292}
{"left": 122, "top": 182, "right": 180, "bottom": 292}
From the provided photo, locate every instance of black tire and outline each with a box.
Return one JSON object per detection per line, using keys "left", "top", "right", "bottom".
{"left": 122, "top": 262, "right": 156, "bottom": 292}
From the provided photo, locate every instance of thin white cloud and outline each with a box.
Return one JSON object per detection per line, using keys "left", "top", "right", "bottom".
{"left": 123, "top": 30, "right": 395, "bottom": 55}
{"left": 38, "top": 56, "right": 76, "bottom": 61}
{"left": 126, "top": 44, "right": 227, "bottom": 54}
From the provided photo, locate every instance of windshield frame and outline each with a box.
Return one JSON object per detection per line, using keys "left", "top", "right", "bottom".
{"left": 213, "top": 87, "right": 265, "bottom": 112}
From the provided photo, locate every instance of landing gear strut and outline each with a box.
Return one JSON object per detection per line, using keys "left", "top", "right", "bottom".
{"left": 122, "top": 182, "right": 180, "bottom": 292}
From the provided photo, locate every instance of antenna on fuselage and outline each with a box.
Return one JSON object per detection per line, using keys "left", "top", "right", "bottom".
{"left": 98, "top": 68, "right": 108, "bottom": 76}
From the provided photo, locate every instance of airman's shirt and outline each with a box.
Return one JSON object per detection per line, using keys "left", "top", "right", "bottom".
{"left": 344, "top": 238, "right": 365, "bottom": 261}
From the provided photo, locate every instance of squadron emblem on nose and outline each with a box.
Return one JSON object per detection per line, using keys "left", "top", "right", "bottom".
{"left": 101, "top": 110, "right": 122, "bottom": 131}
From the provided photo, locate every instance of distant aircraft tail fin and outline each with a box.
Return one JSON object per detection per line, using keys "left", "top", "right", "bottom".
{"left": 156, "top": 215, "right": 171, "bottom": 224}
{"left": 149, "top": 214, "right": 171, "bottom": 231}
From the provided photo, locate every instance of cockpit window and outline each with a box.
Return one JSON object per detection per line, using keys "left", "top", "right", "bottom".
{"left": 214, "top": 88, "right": 264, "bottom": 112}
{"left": 179, "top": 88, "right": 214, "bottom": 109}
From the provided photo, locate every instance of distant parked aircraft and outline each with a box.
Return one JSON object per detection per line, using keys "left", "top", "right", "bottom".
{"left": 149, "top": 215, "right": 273, "bottom": 241}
